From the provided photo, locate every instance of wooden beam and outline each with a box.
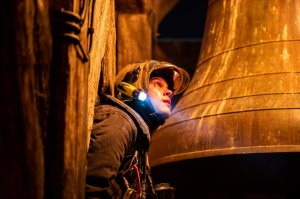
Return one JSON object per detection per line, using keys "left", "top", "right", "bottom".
{"left": 0, "top": 0, "right": 51, "bottom": 198}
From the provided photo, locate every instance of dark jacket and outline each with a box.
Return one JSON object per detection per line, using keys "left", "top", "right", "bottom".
{"left": 85, "top": 95, "right": 151, "bottom": 199}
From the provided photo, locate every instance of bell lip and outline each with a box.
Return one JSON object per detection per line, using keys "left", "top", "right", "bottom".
{"left": 149, "top": 145, "right": 300, "bottom": 167}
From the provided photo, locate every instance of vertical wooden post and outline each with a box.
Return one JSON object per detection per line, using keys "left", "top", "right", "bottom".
{"left": 0, "top": 0, "right": 51, "bottom": 198}
{"left": 87, "top": 0, "right": 116, "bottom": 145}
{"left": 115, "top": 0, "right": 154, "bottom": 72}
{"left": 0, "top": 0, "right": 117, "bottom": 198}
{"left": 46, "top": 0, "right": 88, "bottom": 198}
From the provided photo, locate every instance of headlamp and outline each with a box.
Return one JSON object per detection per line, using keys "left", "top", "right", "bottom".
{"left": 116, "top": 82, "right": 147, "bottom": 101}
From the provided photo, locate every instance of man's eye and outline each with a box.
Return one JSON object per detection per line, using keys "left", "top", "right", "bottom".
{"left": 154, "top": 82, "right": 162, "bottom": 87}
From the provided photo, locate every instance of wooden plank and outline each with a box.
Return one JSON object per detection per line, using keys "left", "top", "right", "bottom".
{"left": 87, "top": 0, "right": 116, "bottom": 145}
{"left": 47, "top": 0, "right": 89, "bottom": 198}
{"left": 0, "top": 0, "right": 51, "bottom": 198}
{"left": 116, "top": 13, "right": 152, "bottom": 72}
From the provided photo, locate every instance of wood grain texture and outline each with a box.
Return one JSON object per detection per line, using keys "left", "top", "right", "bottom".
{"left": 0, "top": 0, "right": 51, "bottom": 198}
{"left": 87, "top": 0, "right": 116, "bottom": 146}
{"left": 47, "top": 0, "right": 89, "bottom": 198}
{"left": 116, "top": 12, "right": 152, "bottom": 72}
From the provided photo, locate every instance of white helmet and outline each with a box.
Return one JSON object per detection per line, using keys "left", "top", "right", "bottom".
{"left": 115, "top": 60, "right": 190, "bottom": 97}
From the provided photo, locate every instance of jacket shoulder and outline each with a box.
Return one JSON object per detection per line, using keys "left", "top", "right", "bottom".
{"left": 102, "top": 95, "right": 150, "bottom": 143}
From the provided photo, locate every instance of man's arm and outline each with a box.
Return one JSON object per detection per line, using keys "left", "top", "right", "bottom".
{"left": 86, "top": 105, "right": 137, "bottom": 198}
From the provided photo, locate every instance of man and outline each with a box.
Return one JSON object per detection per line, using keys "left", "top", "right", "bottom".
{"left": 86, "top": 60, "right": 190, "bottom": 198}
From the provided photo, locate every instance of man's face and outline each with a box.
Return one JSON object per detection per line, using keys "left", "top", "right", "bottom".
{"left": 148, "top": 77, "right": 173, "bottom": 119}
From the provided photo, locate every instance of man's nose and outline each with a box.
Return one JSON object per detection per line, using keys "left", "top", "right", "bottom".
{"left": 164, "top": 88, "right": 173, "bottom": 99}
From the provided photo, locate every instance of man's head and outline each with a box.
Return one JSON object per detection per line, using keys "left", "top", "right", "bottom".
{"left": 115, "top": 60, "right": 190, "bottom": 121}
{"left": 148, "top": 76, "right": 173, "bottom": 119}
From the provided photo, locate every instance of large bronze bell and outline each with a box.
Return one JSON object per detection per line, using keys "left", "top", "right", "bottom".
{"left": 149, "top": 0, "right": 300, "bottom": 198}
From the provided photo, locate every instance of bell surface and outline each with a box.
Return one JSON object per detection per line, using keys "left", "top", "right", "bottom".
{"left": 149, "top": 0, "right": 300, "bottom": 198}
